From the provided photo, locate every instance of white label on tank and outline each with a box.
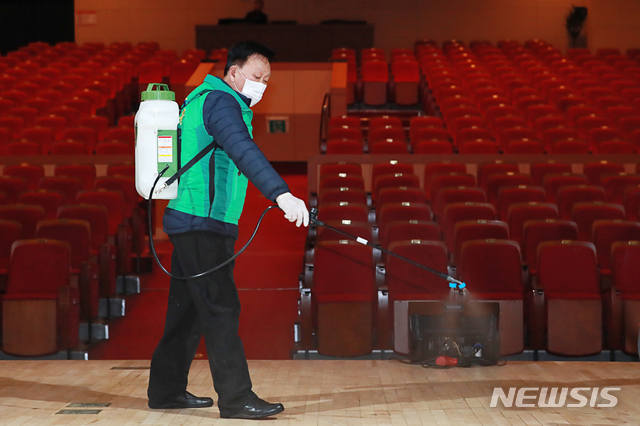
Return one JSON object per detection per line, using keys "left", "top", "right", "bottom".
{"left": 158, "top": 135, "right": 173, "bottom": 163}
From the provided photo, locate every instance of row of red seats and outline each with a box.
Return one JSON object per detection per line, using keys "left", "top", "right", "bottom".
{"left": 306, "top": 234, "right": 640, "bottom": 358}
{"left": 0, "top": 41, "right": 201, "bottom": 156}
{"left": 312, "top": 161, "right": 640, "bottom": 264}
{"left": 307, "top": 163, "right": 640, "bottom": 354}
{"left": 419, "top": 39, "right": 640, "bottom": 154}
{"left": 331, "top": 47, "right": 421, "bottom": 106}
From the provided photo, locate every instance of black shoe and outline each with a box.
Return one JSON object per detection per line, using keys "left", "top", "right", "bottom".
{"left": 219, "top": 397, "right": 284, "bottom": 419}
{"left": 149, "top": 391, "right": 214, "bottom": 409}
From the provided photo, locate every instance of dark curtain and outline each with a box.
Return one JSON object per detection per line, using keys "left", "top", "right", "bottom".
{"left": 0, "top": 0, "right": 74, "bottom": 54}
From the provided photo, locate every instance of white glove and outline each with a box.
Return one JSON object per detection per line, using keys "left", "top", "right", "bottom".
{"left": 276, "top": 192, "right": 309, "bottom": 227}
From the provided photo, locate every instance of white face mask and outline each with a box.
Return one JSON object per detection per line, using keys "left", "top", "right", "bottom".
{"left": 233, "top": 68, "right": 266, "bottom": 107}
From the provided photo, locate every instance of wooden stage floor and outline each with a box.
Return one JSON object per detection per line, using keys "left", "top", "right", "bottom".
{"left": 0, "top": 360, "right": 638, "bottom": 425}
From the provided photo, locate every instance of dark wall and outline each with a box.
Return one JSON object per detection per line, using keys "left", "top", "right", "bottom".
{"left": 0, "top": 0, "right": 74, "bottom": 54}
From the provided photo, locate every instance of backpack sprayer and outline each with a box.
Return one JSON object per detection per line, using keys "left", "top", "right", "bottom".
{"left": 134, "top": 83, "right": 467, "bottom": 291}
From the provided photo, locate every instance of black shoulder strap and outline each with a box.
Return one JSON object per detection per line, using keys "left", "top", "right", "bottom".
{"left": 163, "top": 89, "right": 216, "bottom": 187}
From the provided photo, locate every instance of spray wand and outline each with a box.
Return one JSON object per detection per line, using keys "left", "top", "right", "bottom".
{"left": 309, "top": 208, "right": 466, "bottom": 290}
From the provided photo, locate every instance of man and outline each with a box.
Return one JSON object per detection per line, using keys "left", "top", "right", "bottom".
{"left": 245, "top": 0, "right": 268, "bottom": 24}
{"left": 147, "top": 41, "right": 308, "bottom": 419}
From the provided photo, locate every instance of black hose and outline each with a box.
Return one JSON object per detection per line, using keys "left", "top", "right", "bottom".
{"left": 147, "top": 165, "right": 279, "bottom": 280}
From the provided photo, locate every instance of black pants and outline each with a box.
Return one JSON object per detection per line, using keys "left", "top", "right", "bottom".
{"left": 148, "top": 231, "right": 254, "bottom": 410}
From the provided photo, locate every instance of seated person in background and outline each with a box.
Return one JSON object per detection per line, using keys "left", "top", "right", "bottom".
{"left": 245, "top": 0, "right": 268, "bottom": 24}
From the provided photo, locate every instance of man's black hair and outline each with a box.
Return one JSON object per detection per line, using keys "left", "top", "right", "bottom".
{"left": 224, "top": 41, "right": 275, "bottom": 76}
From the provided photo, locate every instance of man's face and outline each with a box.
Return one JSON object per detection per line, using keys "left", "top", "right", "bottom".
{"left": 230, "top": 54, "right": 271, "bottom": 92}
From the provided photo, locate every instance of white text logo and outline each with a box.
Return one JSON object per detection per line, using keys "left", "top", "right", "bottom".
{"left": 490, "top": 387, "right": 620, "bottom": 408}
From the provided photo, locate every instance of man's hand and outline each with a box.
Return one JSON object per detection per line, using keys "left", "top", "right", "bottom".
{"left": 276, "top": 192, "right": 309, "bottom": 227}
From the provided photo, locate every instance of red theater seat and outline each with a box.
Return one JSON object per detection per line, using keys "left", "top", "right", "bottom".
{"left": 433, "top": 186, "right": 487, "bottom": 220}
{"left": 380, "top": 221, "right": 441, "bottom": 251}
{"left": 17, "top": 191, "right": 65, "bottom": 220}
{"left": 312, "top": 240, "right": 376, "bottom": 357}
{"left": 496, "top": 186, "right": 546, "bottom": 221}
{"left": 507, "top": 202, "right": 559, "bottom": 245}
{"left": 458, "top": 239, "right": 524, "bottom": 355}
{"left": 572, "top": 201, "right": 626, "bottom": 241}
{"left": 610, "top": 241, "right": 640, "bottom": 355}
{"left": 485, "top": 173, "right": 533, "bottom": 205}
{"left": 377, "top": 187, "right": 427, "bottom": 207}
{"left": 2, "top": 239, "right": 79, "bottom": 357}
{"left": 556, "top": 185, "right": 607, "bottom": 220}
{"left": 453, "top": 219, "right": 509, "bottom": 264}
{"left": 583, "top": 161, "right": 625, "bottom": 185}
{"left": 325, "top": 139, "right": 363, "bottom": 154}
{"left": 592, "top": 220, "right": 640, "bottom": 274}
{"left": 440, "top": 202, "right": 496, "bottom": 250}
{"left": 522, "top": 219, "right": 578, "bottom": 272}
{"left": 534, "top": 241, "right": 602, "bottom": 356}
{"left": 542, "top": 173, "right": 589, "bottom": 203}
{"left": 386, "top": 240, "right": 449, "bottom": 318}
{"left": 318, "top": 188, "right": 367, "bottom": 206}
{"left": 3, "top": 164, "right": 44, "bottom": 191}
{"left": 600, "top": 173, "right": 640, "bottom": 203}
{"left": 319, "top": 174, "right": 365, "bottom": 193}
{"left": 317, "top": 202, "right": 368, "bottom": 224}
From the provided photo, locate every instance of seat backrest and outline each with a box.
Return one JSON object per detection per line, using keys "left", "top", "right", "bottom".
{"left": 386, "top": 240, "right": 450, "bottom": 300}
{"left": 318, "top": 174, "right": 365, "bottom": 193}
{"left": 441, "top": 202, "right": 496, "bottom": 249}
{"left": 319, "top": 188, "right": 367, "bottom": 206}
{"left": 611, "top": 241, "right": 640, "bottom": 295}
{"left": 433, "top": 186, "right": 487, "bottom": 219}
{"left": 556, "top": 185, "right": 607, "bottom": 220}
{"left": 485, "top": 173, "right": 534, "bottom": 204}
{"left": 3, "top": 164, "right": 44, "bottom": 191}
{"left": 592, "top": 220, "right": 640, "bottom": 270}
{"left": 522, "top": 219, "right": 578, "bottom": 269}
{"left": 36, "top": 219, "right": 91, "bottom": 268}
{"left": 571, "top": 201, "right": 626, "bottom": 241}
{"left": 542, "top": 173, "right": 589, "bottom": 203}
{"left": 496, "top": 186, "right": 546, "bottom": 221}
{"left": 530, "top": 161, "right": 572, "bottom": 186}
{"left": 453, "top": 220, "right": 509, "bottom": 263}
{"left": 381, "top": 220, "right": 441, "bottom": 249}
{"left": 38, "top": 176, "right": 84, "bottom": 203}
{"left": 377, "top": 187, "right": 427, "bottom": 206}
{"left": 477, "top": 161, "right": 519, "bottom": 189}
{"left": 378, "top": 202, "right": 433, "bottom": 236}
{"left": 373, "top": 173, "right": 420, "bottom": 200}
{"left": 317, "top": 202, "right": 369, "bottom": 224}
{"left": 537, "top": 241, "right": 599, "bottom": 297}
{"left": 312, "top": 240, "right": 375, "bottom": 302}
{"left": 316, "top": 220, "right": 372, "bottom": 244}
{"left": 6, "top": 239, "right": 71, "bottom": 295}
{"left": 17, "top": 190, "right": 65, "bottom": 220}
{"left": 57, "top": 204, "right": 109, "bottom": 250}
{"left": 458, "top": 239, "right": 523, "bottom": 298}
{"left": 507, "top": 202, "right": 559, "bottom": 244}
{"left": 54, "top": 164, "right": 97, "bottom": 190}
{"left": 371, "top": 162, "right": 413, "bottom": 185}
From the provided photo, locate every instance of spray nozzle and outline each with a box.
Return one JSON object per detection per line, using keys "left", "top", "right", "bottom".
{"left": 447, "top": 276, "right": 467, "bottom": 290}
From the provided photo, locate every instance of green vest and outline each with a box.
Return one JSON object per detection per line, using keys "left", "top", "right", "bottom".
{"left": 167, "top": 76, "right": 252, "bottom": 225}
